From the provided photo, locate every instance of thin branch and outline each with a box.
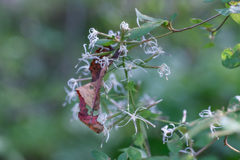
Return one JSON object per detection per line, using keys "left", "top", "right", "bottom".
{"left": 194, "top": 138, "right": 218, "bottom": 156}
{"left": 224, "top": 135, "right": 240, "bottom": 153}
{"left": 172, "top": 13, "right": 221, "bottom": 32}
{"left": 212, "top": 15, "right": 230, "bottom": 33}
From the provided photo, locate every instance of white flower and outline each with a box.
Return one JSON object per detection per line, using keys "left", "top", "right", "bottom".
{"left": 101, "top": 125, "right": 111, "bottom": 148}
{"left": 229, "top": 4, "right": 240, "bottom": 14}
{"left": 97, "top": 113, "right": 108, "bottom": 125}
{"left": 107, "top": 73, "right": 125, "bottom": 94}
{"left": 119, "top": 44, "right": 128, "bottom": 57}
{"left": 117, "top": 59, "right": 147, "bottom": 78}
{"left": 119, "top": 107, "right": 156, "bottom": 134}
{"left": 161, "top": 123, "right": 175, "bottom": 144}
{"left": 120, "top": 21, "right": 130, "bottom": 30}
{"left": 81, "top": 44, "right": 94, "bottom": 60}
{"left": 143, "top": 38, "right": 165, "bottom": 59}
{"left": 67, "top": 78, "right": 80, "bottom": 90}
{"left": 88, "top": 28, "right": 99, "bottom": 49}
{"left": 199, "top": 107, "right": 221, "bottom": 139}
{"left": 158, "top": 63, "right": 171, "bottom": 80}
{"left": 210, "top": 122, "right": 221, "bottom": 139}
{"left": 181, "top": 110, "right": 187, "bottom": 123}
{"left": 199, "top": 106, "right": 214, "bottom": 117}
{"left": 95, "top": 56, "right": 114, "bottom": 68}
{"left": 75, "top": 59, "right": 91, "bottom": 75}
{"left": 63, "top": 87, "right": 78, "bottom": 106}
{"left": 71, "top": 103, "right": 80, "bottom": 121}
{"left": 179, "top": 147, "right": 196, "bottom": 159}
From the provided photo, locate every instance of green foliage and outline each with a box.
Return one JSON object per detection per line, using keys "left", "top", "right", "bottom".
{"left": 126, "top": 81, "right": 137, "bottom": 92}
{"left": 126, "top": 147, "right": 142, "bottom": 160}
{"left": 133, "top": 133, "right": 144, "bottom": 148}
{"left": 96, "top": 39, "right": 116, "bottom": 46}
{"left": 167, "top": 134, "right": 183, "bottom": 155}
{"left": 147, "top": 156, "right": 170, "bottom": 160}
{"left": 169, "top": 13, "right": 178, "bottom": 22}
{"left": 135, "top": 8, "right": 163, "bottom": 23}
{"left": 127, "top": 21, "right": 165, "bottom": 40}
{"left": 215, "top": 8, "right": 231, "bottom": 16}
{"left": 91, "top": 150, "right": 109, "bottom": 160}
{"left": 221, "top": 43, "right": 240, "bottom": 68}
{"left": 190, "top": 18, "right": 214, "bottom": 28}
{"left": 118, "top": 152, "right": 128, "bottom": 160}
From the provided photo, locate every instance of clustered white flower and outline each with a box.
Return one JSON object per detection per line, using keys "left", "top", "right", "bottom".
{"left": 120, "top": 21, "right": 130, "bottom": 30}
{"left": 161, "top": 123, "right": 175, "bottom": 144}
{"left": 158, "top": 63, "right": 171, "bottom": 80}
{"left": 119, "top": 107, "right": 156, "bottom": 134}
{"left": 88, "top": 28, "right": 99, "bottom": 50}
{"left": 229, "top": 4, "right": 240, "bottom": 14}
{"left": 199, "top": 106, "right": 221, "bottom": 139}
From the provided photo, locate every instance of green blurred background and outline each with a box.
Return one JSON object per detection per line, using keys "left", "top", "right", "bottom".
{"left": 0, "top": 0, "right": 240, "bottom": 159}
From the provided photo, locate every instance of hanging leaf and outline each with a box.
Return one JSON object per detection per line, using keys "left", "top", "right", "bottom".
{"left": 133, "top": 133, "right": 144, "bottom": 148}
{"left": 221, "top": 43, "right": 240, "bottom": 69}
{"left": 76, "top": 47, "right": 120, "bottom": 133}
{"left": 91, "top": 150, "right": 109, "bottom": 160}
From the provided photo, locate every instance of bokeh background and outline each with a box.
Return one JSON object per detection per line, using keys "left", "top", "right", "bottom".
{"left": 0, "top": 0, "right": 240, "bottom": 159}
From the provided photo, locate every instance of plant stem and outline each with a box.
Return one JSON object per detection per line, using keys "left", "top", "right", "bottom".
{"left": 212, "top": 15, "right": 230, "bottom": 33}
{"left": 194, "top": 138, "right": 218, "bottom": 156}
{"left": 139, "top": 122, "right": 152, "bottom": 157}
{"left": 224, "top": 135, "right": 240, "bottom": 153}
{"left": 151, "top": 118, "right": 180, "bottom": 125}
{"left": 172, "top": 13, "right": 221, "bottom": 32}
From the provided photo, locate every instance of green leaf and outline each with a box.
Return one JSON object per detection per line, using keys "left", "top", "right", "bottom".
{"left": 118, "top": 152, "right": 128, "bottom": 160}
{"left": 127, "top": 147, "right": 142, "bottom": 160}
{"left": 96, "top": 39, "right": 115, "bottom": 46}
{"left": 204, "top": 42, "right": 215, "bottom": 48}
{"left": 135, "top": 8, "right": 162, "bottom": 22}
{"left": 133, "top": 133, "right": 144, "bottom": 147}
{"left": 169, "top": 13, "right": 178, "bottom": 22}
{"left": 167, "top": 134, "right": 183, "bottom": 155}
{"left": 91, "top": 150, "right": 109, "bottom": 160}
{"left": 222, "top": 0, "right": 231, "bottom": 3}
{"left": 215, "top": 8, "right": 231, "bottom": 16}
{"left": 147, "top": 156, "right": 170, "bottom": 160}
{"left": 221, "top": 43, "right": 240, "bottom": 68}
{"left": 128, "top": 21, "right": 165, "bottom": 39}
{"left": 126, "top": 81, "right": 137, "bottom": 92}
{"left": 190, "top": 18, "right": 214, "bottom": 28}
{"left": 228, "top": 95, "right": 240, "bottom": 112}
{"left": 231, "top": 13, "right": 240, "bottom": 24}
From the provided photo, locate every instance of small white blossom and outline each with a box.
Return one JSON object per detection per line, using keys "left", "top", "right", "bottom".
{"left": 97, "top": 113, "right": 108, "bottom": 125}
{"left": 199, "top": 107, "right": 221, "bottom": 139}
{"left": 161, "top": 123, "right": 175, "bottom": 144}
{"left": 75, "top": 59, "right": 91, "bottom": 75}
{"left": 81, "top": 44, "right": 95, "bottom": 60}
{"left": 119, "top": 107, "right": 156, "bottom": 134}
{"left": 158, "top": 63, "right": 171, "bottom": 80}
{"left": 199, "top": 106, "right": 214, "bottom": 118}
{"left": 63, "top": 87, "right": 78, "bottom": 106}
{"left": 101, "top": 125, "right": 111, "bottom": 148}
{"left": 120, "top": 21, "right": 130, "bottom": 30}
{"left": 67, "top": 78, "right": 80, "bottom": 90}
{"left": 229, "top": 4, "right": 240, "bottom": 14}
{"left": 182, "top": 110, "right": 187, "bottom": 123}
{"left": 106, "top": 73, "right": 125, "bottom": 94}
{"left": 95, "top": 56, "right": 114, "bottom": 68}
{"left": 88, "top": 28, "right": 99, "bottom": 49}
{"left": 71, "top": 103, "right": 80, "bottom": 121}
{"left": 143, "top": 38, "right": 165, "bottom": 59}
{"left": 179, "top": 147, "right": 196, "bottom": 159}
{"left": 119, "top": 44, "right": 128, "bottom": 57}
